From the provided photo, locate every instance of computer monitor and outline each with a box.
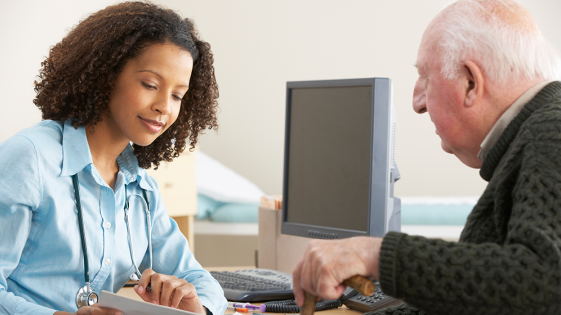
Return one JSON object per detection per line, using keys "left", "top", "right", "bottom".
{"left": 281, "top": 78, "right": 400, "bottom": 239}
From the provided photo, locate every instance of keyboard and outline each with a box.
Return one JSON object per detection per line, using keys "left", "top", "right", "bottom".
{"left": 210, "top": 268, "right": 294, "bottom": 302}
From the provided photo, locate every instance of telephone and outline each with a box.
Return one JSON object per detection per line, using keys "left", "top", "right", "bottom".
{"left": 341, "top": 280, "right": 403, "bottom": 312}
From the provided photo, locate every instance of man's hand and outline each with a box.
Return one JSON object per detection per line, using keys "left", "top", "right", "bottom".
{"left": 134, "top": 269, "right": 206, "bottom": 314}
{"left": 292, "top": 236, "right": 383, "bottom": 306}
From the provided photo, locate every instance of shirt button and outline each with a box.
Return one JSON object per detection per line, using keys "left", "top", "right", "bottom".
{"left": 104, "top": 222, "right": 111, "bottom": 229}
{"left": 104, "top": 258, "right": 111, "bottom": 265}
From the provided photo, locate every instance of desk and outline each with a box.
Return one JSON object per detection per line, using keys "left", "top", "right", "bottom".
{"left": 117, "top": 266, "right": 374, "bottom": 315}
{"left": 224, "top": 305, "right": 363, "bottom": 315}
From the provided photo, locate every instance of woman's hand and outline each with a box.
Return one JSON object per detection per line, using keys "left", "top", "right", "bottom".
{"left": 54, "top": 305, "right": 122, "bottom": 315}
{"left": 134, "top": 269, "right": 206, "bottom": 314}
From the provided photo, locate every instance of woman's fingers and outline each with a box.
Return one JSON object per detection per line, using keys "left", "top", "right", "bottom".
{"left": 150, "top": 272, "right": 164, "bottom": 304}
{"left": 160, "top": 277, "right": 184, "bottom": 307}
{"left": 133, "top": 270, "right": 204, "bottom": 313}
{"left": 135, "top": 268, "right": 156, "bottom": 298}
{"left": 135, "top": 270, "right": 184, "bottom": 306}
{"left": 170, "top": 282, "right": 196, "bottom": 308}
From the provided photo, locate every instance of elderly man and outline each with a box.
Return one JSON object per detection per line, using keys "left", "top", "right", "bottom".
{"left": 292, "top": 0, "right": 561, "bottom": 314}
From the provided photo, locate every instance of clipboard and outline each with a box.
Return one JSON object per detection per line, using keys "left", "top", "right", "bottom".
{"left": 98, "top": 290, "right": 201, "bottom": 315}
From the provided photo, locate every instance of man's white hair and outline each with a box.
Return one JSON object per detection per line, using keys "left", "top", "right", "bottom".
{"left": 438, "top": 0, "right": 561, "bottom": 83}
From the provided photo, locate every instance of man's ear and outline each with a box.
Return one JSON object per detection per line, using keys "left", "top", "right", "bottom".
{"left": 462, "top": 60, "right": 484, "bottom": 107}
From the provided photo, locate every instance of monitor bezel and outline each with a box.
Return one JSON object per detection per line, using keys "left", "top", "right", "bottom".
{"left": 281, "top": 77, "right": 392, "bottom": 239}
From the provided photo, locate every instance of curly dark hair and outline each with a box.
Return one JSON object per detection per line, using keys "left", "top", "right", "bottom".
{"left": 33, "top": 1, "right": 219, "bottom": 169}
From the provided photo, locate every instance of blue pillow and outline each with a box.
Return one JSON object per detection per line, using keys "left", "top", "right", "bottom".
{"left": 204, "top": 204, "right": 471, "bottom": 225}
{"left": 196, "top": 193, "right": 259, "bottom": 222}
{"left": 196, "top": 194, "right": 225, "bottom": 220}
{"left": 197, "top": 193, "right": 474, "bottom": 225}
{"left": 209, "top": 203, "right": 259, "bottom": 223}
{"left": 401, "top": 204, "right": 473, "bottom": 225}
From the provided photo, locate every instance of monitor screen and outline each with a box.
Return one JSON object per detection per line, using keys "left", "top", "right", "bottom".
{"left": 281, "top": 78, "right": 400, "bottom": 239}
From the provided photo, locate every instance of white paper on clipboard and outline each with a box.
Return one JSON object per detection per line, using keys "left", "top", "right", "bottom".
{"left": 98, "top": 290, "right": 201, "bottom": 315}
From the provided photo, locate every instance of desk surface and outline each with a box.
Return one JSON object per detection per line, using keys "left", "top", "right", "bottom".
{"left": 117, "top": 266, "right": 364, "bottom": 315}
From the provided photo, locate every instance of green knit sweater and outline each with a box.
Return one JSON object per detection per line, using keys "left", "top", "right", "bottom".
{"left": 371, "top": 81, "right": 561, "bottom": 315}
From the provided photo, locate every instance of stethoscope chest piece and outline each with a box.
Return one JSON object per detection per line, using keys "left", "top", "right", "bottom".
{"left": 76, "top": 285, "right": 98, "bottom": 308}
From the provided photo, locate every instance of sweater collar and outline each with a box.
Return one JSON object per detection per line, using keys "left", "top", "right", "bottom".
{"left": 480, "top": 81, "right": 561, "bottom": 181}
{"left": 478, "top": 81, "right": 552, "bottom": 163}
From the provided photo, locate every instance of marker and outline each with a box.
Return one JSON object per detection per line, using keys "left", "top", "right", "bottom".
{"left": 227, "top": 307, "right": 249, "bottom": 313}
{"left": 228, "top": 303, "right": 266, "bottom": 313}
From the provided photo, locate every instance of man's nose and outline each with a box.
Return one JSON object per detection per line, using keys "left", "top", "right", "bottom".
{"left": 412, "top": 81, "right": 427, "bottom": 114}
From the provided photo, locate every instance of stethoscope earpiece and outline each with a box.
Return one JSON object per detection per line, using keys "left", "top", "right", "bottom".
{"left": 130, "top": 273, "right": 139, "bottom": 281}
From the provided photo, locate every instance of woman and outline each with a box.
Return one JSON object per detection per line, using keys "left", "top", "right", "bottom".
{"left": 0, "top": 2, "right": 225, "bottom": 315}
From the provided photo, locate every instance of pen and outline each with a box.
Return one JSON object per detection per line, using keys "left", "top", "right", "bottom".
{"left": 227, "top": 306, "right": 249, "bottom": 312}
{"left": 228, "top": 302, "right": 266, "bottom": 312}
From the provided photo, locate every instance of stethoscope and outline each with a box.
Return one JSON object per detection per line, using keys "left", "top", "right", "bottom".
{"left": 72, "top": 173, "right": 153, "bottom": 308}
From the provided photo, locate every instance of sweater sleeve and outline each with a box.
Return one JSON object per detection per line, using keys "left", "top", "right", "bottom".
{"left": 376, "top": 134, "right": 561, "bottom": 314}
{"left": 365, "top": 303, "right": 428, "bottom": 315}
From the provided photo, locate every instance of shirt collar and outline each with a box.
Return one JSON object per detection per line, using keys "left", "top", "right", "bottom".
{"left": 478, "top": 81, "right": 552, "bottom": 162}
{"left": 60, "top": 120, "right": 154, "bottom": 192}
{"left": 116, "top": 145, "right": 155, "bottom": 192}
{"left": 60, "top": 120, "right": 93, "bottom": 177}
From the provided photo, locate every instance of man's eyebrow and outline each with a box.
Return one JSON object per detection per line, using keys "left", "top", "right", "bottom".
{"left": 413, "top": 62, "right": 426, "bottom": 74}
{"left": 138, "top": 70, "right": 189, "bottom": 88}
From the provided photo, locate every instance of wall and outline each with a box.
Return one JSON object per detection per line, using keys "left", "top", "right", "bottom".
{"left": 1, "top": 0, "right": 560, "bottom": 198}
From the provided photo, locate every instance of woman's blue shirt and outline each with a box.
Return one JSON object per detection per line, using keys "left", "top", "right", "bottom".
{"left": 0, "top": 120, "right": 226, "bottom": 315}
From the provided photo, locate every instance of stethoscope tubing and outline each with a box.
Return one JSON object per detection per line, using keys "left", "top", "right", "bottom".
{"left": 72, "top": 173, "right": 152, "bottom": 307}
{"left": 124, "top": 188, "right": 153, "bottom": 280}
{"left": 72, "top": 175, "right": 91, "bottom": 284}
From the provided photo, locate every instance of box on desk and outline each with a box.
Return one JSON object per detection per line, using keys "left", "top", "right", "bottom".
{"left": 257, "top": 205, "right": 312, "bottom": 274}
